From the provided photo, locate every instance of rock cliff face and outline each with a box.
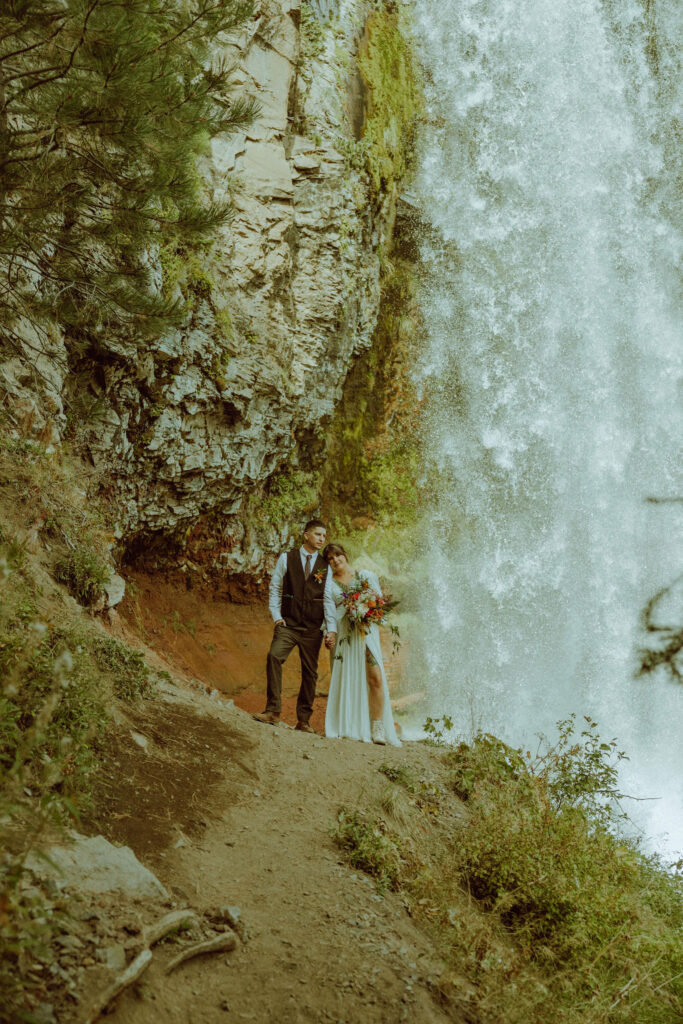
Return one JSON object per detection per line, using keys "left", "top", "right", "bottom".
{"left": 1, "top": 0, "right": 413, "bottom": 584}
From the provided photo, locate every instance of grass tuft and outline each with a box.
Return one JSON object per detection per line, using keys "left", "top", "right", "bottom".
{"left": 333, "top": 807, "right": 403, "bottom": 892}
{"left": 91, "top": 634, "right": 152, "bottom": 701}
{"left": 54, "top": 545, "right": 111, "bottom": 607}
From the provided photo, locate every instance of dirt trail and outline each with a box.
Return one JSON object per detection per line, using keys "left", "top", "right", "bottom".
{"left": 100, "top": 685, "right": 452, "bottom": 1024}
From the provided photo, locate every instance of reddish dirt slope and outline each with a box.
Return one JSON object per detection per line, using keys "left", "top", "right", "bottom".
{"left": 119, "top": 572, "right": 334, "bottom": 732}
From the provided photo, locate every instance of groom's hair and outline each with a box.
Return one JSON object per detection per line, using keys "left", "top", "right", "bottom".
{"left": 303, "top": 518, "right": 325, "bottom": 533}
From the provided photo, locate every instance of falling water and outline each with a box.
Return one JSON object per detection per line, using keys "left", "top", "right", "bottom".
{"left": 412, "top": 0, "right": 683, "bottom": 853}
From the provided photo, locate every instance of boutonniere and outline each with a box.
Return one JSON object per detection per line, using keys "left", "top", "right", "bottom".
{"left": 313, "top": 567, "right": 326, "bottom": 584}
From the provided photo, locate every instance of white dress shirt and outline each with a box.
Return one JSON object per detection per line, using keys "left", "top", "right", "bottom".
{"left": 269, "top": 547, "right": 337, "bottom": 633}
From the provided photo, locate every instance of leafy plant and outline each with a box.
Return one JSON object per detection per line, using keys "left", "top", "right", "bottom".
{"left": 54, "top": 546, "right": 111, "bottom": 607}
{"left": 333, "top": 807, "right": 402, "bottom": 892}
{"left": 91, "top": 635, "right": 151, "bottom": 701}
{"left": 445, "top": 733, "right": 526, "bottom": 801}
{"left": 530, "top": 714, "right": 629, "bottom": 830}
{"left": 423, "top": 714, "right": 454, "bottom": 745}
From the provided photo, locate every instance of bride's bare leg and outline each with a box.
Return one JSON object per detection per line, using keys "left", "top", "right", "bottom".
{"left": 365, "top": 647, "right": 384, "bottom": 721}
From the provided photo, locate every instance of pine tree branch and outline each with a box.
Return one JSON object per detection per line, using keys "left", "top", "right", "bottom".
{"left": 147, "top": 0, "right": 234, "bottom": 58}
{"left": 0, "top": 20, "right": 67, "bottom": 67}
{"left": 7, "top": 0, "right": 99, "bottom": 99}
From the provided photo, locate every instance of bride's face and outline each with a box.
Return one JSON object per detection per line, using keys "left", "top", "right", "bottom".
{"left": 327, "top": 552, "right": 348, "bottom": 573}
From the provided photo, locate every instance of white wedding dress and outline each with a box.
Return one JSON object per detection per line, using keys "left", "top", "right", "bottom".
{"left": 325, "top": 569, "right": 401, "bottom": 746}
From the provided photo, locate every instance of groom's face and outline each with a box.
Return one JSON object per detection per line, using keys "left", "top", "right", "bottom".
{"left": 303, "top": 526, "right": 326, "bottom": 551}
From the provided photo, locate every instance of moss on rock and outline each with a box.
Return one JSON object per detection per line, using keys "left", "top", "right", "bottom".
{"left": 322, "top": 255, "right": 425, "bottom": 557}
{"left": 357, "top": 4, "right": 422, "bottom": 197}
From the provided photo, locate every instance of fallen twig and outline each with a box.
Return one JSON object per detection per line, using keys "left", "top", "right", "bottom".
{"left": 141, "top": 909, "right": 199, "bottom": 948}
{"left": 85, "top": 949, "right": 152, "bottom": 1023}
{"left": 164, "top": 932, "right": 237, "bottom": 974}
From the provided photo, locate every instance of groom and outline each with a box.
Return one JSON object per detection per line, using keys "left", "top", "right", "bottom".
{"left": 253, "top": 519, "right": 337, "bottom": 732}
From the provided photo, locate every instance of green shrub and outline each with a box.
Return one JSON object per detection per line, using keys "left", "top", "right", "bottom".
{"left": 2, "top": 628, "right": 108, "bottom": 795}
{"left": 532, "top": 714, "right": 628, "bottom": 830}
{"left": 445, "top": 723, "right": 683, "bottom": 1020}
{"left": 91, "top": 635, "right": 151, "bottom": 701}
{"left": 54, "top": 546, "right": 111, "bottom": 606}
{"left": 445, "top": 733, "right": 527, "bottom": 801}
{"left": 333, "top": 808, "right": 402, "bottom": 892}
{"left": 0, "top": 698, "right": 20, "bottom": 771}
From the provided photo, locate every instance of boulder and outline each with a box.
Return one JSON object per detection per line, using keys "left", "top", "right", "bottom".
{"left": 104, "top": 574, "right": 126, "bottom": 609}
{"left": 26, "top": 833, "right": 168, "bottom": 900}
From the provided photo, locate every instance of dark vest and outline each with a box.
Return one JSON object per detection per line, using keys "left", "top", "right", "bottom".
{"left": 281, "top": 549, "right": 326, "bottom": 631}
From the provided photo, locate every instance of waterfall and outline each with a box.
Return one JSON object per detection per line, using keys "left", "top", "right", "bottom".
{"left": 412, "top": 0, "right": 683, "bottom": 854}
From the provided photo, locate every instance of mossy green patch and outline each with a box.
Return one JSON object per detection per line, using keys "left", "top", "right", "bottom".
{"left": 257, "top": 468, "right": 320, "bottom": 530}
{"left": 159, "top": 240, "right": 214, "bottom": 303}
{"left": 322, "top": 256, "right": 424, "bottom": 556}
{"left": 158, "top": 240, "right": 233, "bottom": 343}
{"left": 357, "top": 5, "right": 422, "bottom": 196}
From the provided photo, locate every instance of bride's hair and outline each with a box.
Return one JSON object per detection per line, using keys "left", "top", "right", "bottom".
{"left": 323, "top": 543, "right": 347, "bottom": 563}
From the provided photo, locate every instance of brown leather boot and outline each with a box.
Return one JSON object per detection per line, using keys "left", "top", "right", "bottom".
{"left": 252, "top": 711, "right": 280, "bottom": 725}
{"left": 295, "top": 721, "right": 315, "bottom": 733}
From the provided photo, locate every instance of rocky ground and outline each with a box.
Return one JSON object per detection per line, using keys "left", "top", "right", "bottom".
{"left": 24, "top": 677, "right": 459, "bottom": 1024}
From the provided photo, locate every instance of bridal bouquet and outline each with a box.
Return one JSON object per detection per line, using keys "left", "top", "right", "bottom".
{"left": 341, "top": 575, "right": 400, "bottom": 646}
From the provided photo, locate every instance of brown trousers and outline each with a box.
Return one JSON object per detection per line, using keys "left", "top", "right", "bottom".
{"left": 266, "top": 623, "right": 323, "bottom": 723}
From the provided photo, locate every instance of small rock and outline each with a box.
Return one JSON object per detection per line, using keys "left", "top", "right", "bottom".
{"left": 98, "top": 944, "right": 127, "bottom": 971}
{"left": 207, "top": 905, "right": 245, "bottom": 940}
{"left": 130, "top": 731, "right": 149, "bottom": 750}
{"left": 32, "top": 1004, "right": 56, "bottom": 1024}
{"left": 220, "top": 1000, "right": 231, "bottom": 1012}
{"left": 74, "top": 907, "right": 100, "bottom": 922}
{"left": 103, "top": 574, "right": 126, "bottom": 608}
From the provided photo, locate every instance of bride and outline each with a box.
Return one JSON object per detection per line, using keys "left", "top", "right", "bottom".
{"left": 322, "top": 544, "right": 400, "bottom": 747}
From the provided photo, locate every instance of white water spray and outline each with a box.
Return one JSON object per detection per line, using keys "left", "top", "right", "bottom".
{"left": 412, "top": 0, "right": 683, "bottom": 853}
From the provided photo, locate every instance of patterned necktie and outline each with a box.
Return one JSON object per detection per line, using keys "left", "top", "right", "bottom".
{"left": 304, "top": 554, "right": 311, "bottom": 580}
